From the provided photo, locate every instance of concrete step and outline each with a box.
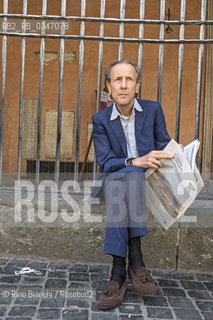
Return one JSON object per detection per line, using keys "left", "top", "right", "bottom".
{"left": 0, "top": 187, "right": 212, "bottom": 272}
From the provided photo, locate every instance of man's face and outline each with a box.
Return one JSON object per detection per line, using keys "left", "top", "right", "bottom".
{"left": 107, "top": 63, "right": 140, "bottom": 109}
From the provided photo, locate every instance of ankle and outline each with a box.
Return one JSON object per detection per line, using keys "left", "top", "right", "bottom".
{"left": 128, "top": 237, "right": 145, "bottom": 274}
{"left": 111, "top": 255, "right": 126, "bottom": 289}
{"left": 129, "top": 259, "right": 145, "bottom": 274}
{"left": 110, "top": 272, "right": 126, "bottom": 288}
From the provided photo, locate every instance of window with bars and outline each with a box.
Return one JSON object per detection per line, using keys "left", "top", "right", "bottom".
{"left": 0, "top": 0, "right": 212, "bottom": 186}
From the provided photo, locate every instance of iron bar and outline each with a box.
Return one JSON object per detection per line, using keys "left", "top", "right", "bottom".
{"left": 118, "top": 0, "right": 126, "bottom": 60}
{"left": 54, "top": 0, "right": 66, "bottom": 184}
{"left": 74, "top": 0, "right": 86, "bottom": 183}
{"left": 35, "top": 0, "right": 47, "bottom": 187}
{"left": 0, "top": 13, "right": 213, "bottom": 25}
{"left": 17, "top": 0, "right": 28, "bottom": 183}
{"left": 175, "top": 0, "right": 186, "bottom": 143}
{"left": 157, "top": 0, "right": 165, "bottom": 103}
{"left": 0, "top": 0, "right": 8, "bottom": 185}
{"left": 96, "top": 0, "right": 106, "bottom": 114}
{"left": 137, "top": 0, "right": 145, "bottom": 98}
{"left": 195, "top": 0, "right": 206, "bottom": 140}
{"left": 0, "top": 32, "right": 212, "bottom": 43}
{"left": 93, "top": 0, "right": 106, "bottom": 180}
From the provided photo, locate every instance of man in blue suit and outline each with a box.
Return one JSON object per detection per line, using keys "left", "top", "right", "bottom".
{"left": 92, "top": 60, "right": 172, "bottom": 309}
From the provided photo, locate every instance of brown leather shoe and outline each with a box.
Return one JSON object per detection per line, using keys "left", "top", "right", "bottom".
{"left": 128, "top": 265, "right": 157, "bottom": 295}
{"left": 98, "top": 280, "right": 127, "bottom": 310}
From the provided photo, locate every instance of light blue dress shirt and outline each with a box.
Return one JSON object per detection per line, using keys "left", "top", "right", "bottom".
{"left": 110, "top": 99, "right": 143, "bottom": 161}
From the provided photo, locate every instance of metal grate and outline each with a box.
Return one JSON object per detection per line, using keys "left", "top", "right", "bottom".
{"left": 0, "top": 0, "right": 212, "bottom": 186}
{"left": 26, "top": 160, "right": 94, "bottom": 175}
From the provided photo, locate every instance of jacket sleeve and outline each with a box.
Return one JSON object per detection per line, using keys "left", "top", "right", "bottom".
{"left": 92, "top": 115, "right": 126, "bottom": 173}
{"left": 154, "top": 103, "right": 171, "bottom": 150}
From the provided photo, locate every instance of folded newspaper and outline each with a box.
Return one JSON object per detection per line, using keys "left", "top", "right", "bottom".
{"left": 145, "top": 139, "right": 204, "bottom": 229}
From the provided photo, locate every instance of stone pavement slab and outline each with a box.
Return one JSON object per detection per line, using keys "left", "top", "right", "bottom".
{"left": 0, "top": 257, "right": 212, "bottom": 319}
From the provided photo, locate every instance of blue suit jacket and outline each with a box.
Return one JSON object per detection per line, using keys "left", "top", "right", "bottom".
{"left": 92, "top": 99, "right": 171, "bottom": 175}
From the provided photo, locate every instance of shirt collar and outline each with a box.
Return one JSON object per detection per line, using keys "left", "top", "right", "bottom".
{"left": 110, "top": 98, "right": 143, "bottom": 120}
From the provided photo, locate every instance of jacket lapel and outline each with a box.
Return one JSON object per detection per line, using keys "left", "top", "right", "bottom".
{"left": 135, "top": 108, "right": 145, "bottom": 154}
{"left": 109, "top": 117, "right": 127, "bottom": 156}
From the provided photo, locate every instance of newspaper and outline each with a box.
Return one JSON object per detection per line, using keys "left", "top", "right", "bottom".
{"left": 145, "top": 139, "right": 204, "bottom": 229}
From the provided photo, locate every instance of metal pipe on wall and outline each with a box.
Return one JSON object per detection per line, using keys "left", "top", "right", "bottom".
{"left": 35, "top": 0, "right": 47, "bottom": 187}
{"left": 137, "top": 0, "right": 145, "bottom": 99}
{"left": 55, "top": 0, "right": 66, "bottom": 184}
{"left": 74, "top": 0, "right": 86, "bottom": 183}
{"left": 96, "top": 0, "right": 106, "bottom": 114}
{"left": 175, "top": 0, "right": 186, "bottom": 143}
{"left": 195, "top": 0, "right": 206, "bottom": 140}
{"left": 157, "top": 0, "right": 165, "bottom": 104}
{"left": 0, "top": 32, "right": 212, "bottom": 44}
{"left": 118, "top": 0, "right": 126, "bottom": 60}
{"left": 0, "top": 0, "right": 8, "bottom": 185}
{"left": 17, "top": 0, "right": 28, "bottom": 183}
{"left": 93, "top": 0, "right": 106, "bottom": 180}
{"left": 0, "top": 13, "right": 212, "bottom": 26}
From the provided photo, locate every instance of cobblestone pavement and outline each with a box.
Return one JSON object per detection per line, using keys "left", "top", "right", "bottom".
{"left": 0, "top": 258, "right": 212, "bottom": 319}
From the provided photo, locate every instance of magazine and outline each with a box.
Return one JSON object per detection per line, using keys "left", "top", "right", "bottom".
{"left": 145, "top": 139, "right": 204, "bottom": 229}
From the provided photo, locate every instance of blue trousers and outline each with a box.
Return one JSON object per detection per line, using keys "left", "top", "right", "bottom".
{"left": 103, "top": 166, "right": 148, "bottom": 257}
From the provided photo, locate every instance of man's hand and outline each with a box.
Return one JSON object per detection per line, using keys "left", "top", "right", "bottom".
{"left": 134, "top": 151, "right": 173, "bottom": 169}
